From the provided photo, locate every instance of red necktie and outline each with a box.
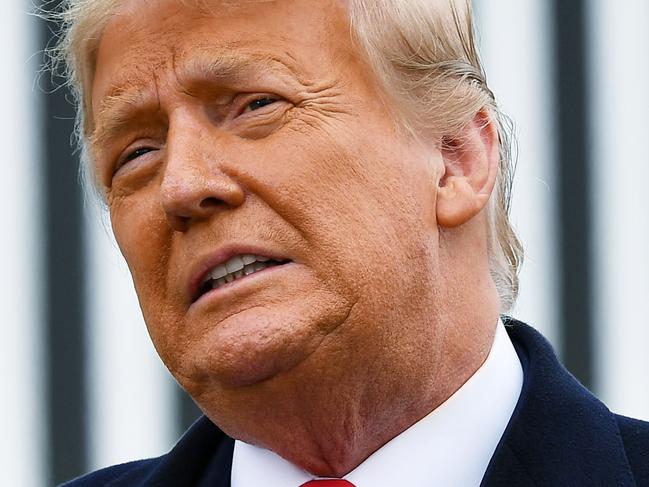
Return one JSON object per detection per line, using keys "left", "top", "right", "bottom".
{"left": 300, "top": 481, "right": 355, "bottom": 487}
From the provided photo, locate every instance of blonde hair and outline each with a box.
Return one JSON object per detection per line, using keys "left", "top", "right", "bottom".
{"left": 50, "top": 0, "right": 523, "bottom": 312}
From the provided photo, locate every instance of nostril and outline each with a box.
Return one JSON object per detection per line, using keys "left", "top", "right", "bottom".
{"left": 166, "top": 214, "right": 190, "bottom": 233}
{"left": 199, "top": 196, "right": 226, "bottom": 210}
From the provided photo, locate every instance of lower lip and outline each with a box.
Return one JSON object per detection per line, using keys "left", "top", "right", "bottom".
{"left": 192, "top": 261, "right": 293, "bottom": 306}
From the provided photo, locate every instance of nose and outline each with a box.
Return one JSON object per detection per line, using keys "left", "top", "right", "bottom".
{"left": 160, "top": 127, "right": 245, "bottom": 232}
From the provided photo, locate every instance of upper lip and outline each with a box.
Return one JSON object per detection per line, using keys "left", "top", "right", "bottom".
{"left": 188, "top": 244, "right": 291, "bottom": 302}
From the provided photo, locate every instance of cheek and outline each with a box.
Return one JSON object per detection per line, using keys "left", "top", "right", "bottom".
{"left": 110, "top": 192, "right": 173, "bottom": 313}
{"left": 254, "top": 126, "right": 437, "bottom": 255}
{"left": 235, "top": 125, "right": 441, "bottom": 323}
{"left": 110, "top": 194, "right": 190, "bottom": 369}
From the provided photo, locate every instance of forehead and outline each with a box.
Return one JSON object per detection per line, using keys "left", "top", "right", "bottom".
{"left": 91, "top": 0, "right": 351, "bottom": 108}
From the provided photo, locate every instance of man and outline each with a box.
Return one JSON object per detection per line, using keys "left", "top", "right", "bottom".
{"left": 57, "top": 0, "right": 648, "bottom": 485}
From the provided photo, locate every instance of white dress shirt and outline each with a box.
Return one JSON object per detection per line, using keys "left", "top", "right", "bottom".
{"left": 231, "top": 320, "right": 523, "bottom": 487}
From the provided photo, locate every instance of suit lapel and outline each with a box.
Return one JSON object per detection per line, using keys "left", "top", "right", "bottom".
{"left": 480, "top": 442, "right": 536, "bottom": 487}
{"left": 482, "top": 320, "right": 636, "bottom": 486}
{"left": 196, "top": 433, "right": 234, "bottom": 487}
{"left": 144, "top": 416, "right": 234, "bottom": 486}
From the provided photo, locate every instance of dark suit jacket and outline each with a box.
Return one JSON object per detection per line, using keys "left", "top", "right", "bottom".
{"left": 62, "top": 319, "right": 649, "bottom": 486}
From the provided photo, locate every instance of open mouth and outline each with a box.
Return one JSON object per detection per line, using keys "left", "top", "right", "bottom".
{"left": 196, "top": 254, "right": 290, "bottom": 300}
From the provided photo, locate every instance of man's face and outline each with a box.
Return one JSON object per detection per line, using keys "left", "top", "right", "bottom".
{"left": 92, "top": 0, "right": 444, "bottom": 419}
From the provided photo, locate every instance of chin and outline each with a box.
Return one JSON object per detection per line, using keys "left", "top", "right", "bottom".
{"left": 202, "top": 336, "right": 307, "bottom": 390}
{"left": 154, "top": 285, "right": 354, "bottom": 395}
{"left": 173, "top": 308, "right": 330, "bottom": 390}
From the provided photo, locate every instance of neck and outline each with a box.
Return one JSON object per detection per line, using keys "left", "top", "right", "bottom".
{"left": 194, "top": 223, "right": 501, "bottom": 476}
{"left": 205, "top": 289, "right": 499, "bottom": 477}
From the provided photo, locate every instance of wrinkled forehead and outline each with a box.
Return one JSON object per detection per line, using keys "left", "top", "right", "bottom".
{"left": 88, "top": 0, "right": 353, "bottom": 127}
{"left": 93, "top": 0, "right": 348, "bottom": 70}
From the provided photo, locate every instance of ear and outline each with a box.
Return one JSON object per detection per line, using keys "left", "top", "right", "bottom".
{"left": 436, "top": 110, "right": 499, "bottom": 228}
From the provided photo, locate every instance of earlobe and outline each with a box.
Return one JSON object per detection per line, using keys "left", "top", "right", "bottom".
{"left": 435, "top": 110, "right": 498, "bottom": 228}
{"left": 437, "top": 177, "right": 490, "bottom": 227}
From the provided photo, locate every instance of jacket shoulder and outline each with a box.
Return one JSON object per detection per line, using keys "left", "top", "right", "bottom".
{"left": 59, "top": 458, "right": 162, "bottom": 486}
{"left": 58, "top": 416, "right": 233, "bottom": 486}
{"left": 617, "top": 414, "right": 649, "bottom": 486}
{"left": 483, "top": 319, "right": 643, "bottom": 487}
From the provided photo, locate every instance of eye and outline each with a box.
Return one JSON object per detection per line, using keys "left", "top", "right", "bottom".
{"left": 113, "top": 146, "right": 157, "bottom": 176}
{"left": 243, "top": 96, "right": 278, "bottom": 113}
{"left": 122, "top": 147, "right": 155, "bottom": 164}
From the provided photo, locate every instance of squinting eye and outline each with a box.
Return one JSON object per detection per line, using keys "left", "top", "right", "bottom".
{"left": 123, "top": 147, "right": 154, "bottom": 163}
{"left": 246, "top": 97, "right": 277, "bottom": 112}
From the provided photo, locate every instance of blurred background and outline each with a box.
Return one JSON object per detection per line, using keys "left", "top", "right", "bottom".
{"left": 2, "top": 0, "right": 648, "bottom": 485}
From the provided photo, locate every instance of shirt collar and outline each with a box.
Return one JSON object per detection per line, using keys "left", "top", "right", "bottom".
{"left": 231, "top": 319, "right": 523, "bottom": 487}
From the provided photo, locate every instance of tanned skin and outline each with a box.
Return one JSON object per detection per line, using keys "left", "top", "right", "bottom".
{"left": 91, "top": 0, "right": 500, "bottom": 476}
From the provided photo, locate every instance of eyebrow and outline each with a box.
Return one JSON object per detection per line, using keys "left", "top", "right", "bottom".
{"left": 90, "top": 51, "right": 300, "bottom": 150}
{"left": 91, "top": 87, "right": 155, "bottom": 149}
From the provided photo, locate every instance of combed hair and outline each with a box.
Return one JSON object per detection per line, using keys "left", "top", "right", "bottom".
{"left": 48, "top": 0, "right": 523, "bottom": 312}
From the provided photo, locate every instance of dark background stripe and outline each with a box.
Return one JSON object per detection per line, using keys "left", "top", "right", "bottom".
{"left": 552, "top": 0, "right": 594, "bottom": 390}
{"left": 178, "top": 387, "right": 203, "bottom": 434}
{"left": 40, "top": 1, "right": 88, "bottom": 483}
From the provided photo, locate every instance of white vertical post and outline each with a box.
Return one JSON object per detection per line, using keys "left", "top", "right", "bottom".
{"left": 0, "top": 2, "right": 45, "bottom": 485}
{"left": 475, "top": 0, "right": 559, "bottom": 346}
{"left": 589, "top": 0, "right": 649, "bottom": 419}
{"left": 85, "top": 202, "right": 178, "bottom": 469}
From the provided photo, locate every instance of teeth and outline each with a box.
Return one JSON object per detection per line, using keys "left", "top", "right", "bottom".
{"left": 201, "top": 254, "right": 287, "bottom": 295}
{"left": 211, "top": 264, "right": 228, "bottom": 280}
{"left": 216, "top": 262, "right": 269, "bottom": 287}
{"left": 225, "top": 256, "right": 245, "bottom": 273}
